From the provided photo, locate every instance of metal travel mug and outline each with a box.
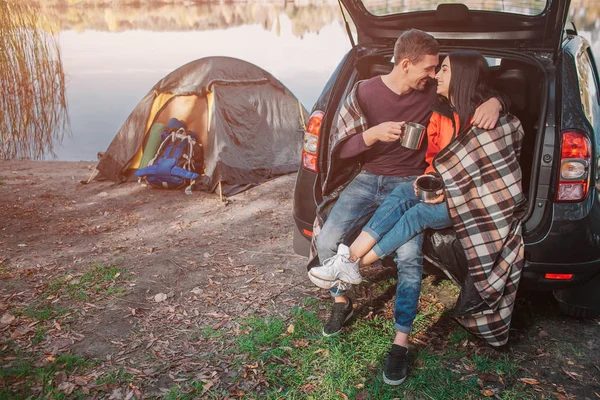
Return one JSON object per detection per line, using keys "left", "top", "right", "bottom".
{"left": 416, "top": 175, "right": 444, "bottom": 202}
{"left": 401, "top": 122, "right": 426, "bottom": 150}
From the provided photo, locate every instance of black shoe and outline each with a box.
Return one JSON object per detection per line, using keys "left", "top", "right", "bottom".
{"left": 382, "top": 344, "right": 408, "bottom": 385}
{"left": 322, "top": 298, "right": 354, "bottom": 336}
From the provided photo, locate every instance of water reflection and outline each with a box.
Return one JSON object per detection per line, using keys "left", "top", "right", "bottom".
{"left": 27, "top": 1, "right": 341, "bottom": 36}
{"left": 1, "top": 0, "right": 68, "bottom": 160}
{"left": 11, "top": 0, "right": 600, "bottom": 161}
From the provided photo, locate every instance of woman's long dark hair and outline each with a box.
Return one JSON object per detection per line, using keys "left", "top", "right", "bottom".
{"left": 446, "top": 50, "right": 494, "bottom": 132}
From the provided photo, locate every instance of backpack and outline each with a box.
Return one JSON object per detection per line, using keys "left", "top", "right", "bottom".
{"left": 135, "top": 118, "right": 203, "bottom": 190}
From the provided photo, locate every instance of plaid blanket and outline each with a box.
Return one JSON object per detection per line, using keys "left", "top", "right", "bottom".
{"left": 434, "top": 114, "right": 526, "bottom": 346}
{"left": 309, "top": 81, "right": 366, "bottom": 263}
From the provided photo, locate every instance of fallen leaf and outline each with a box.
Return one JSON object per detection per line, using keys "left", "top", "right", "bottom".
{"left": 190, "top": 287, "right": 203, "bottom": 295}
{"left": 287, "top": 324, "right": 295, "bottom": 334}
{"left": 114, "top": 272, "right": 121, "bottom": 279}
{"left": 335, "top": 391, "right": 349, "bottom": 400}
{"left": 519, "top": 378, "right": 540, "bottom": 385}
{"left": 54, "top": 371, "right": 68, "bottom": 385}
{"left": 314, "top": 349, "right": 329, "bottom": 356}
{"left": 562, "top": 367, "right": 582, "bottom": 380}
{"left": 567, "top": 360, "right": 575, "bottom": 365}
{"left": 201, "top": 380, "right": 213, "bottom": 393}
{"left": 1, "top": 313, "right": 15, "bottom": 324}
{"left": 72, "top": 376, "right": 88, "bottom": 386}
{"left": 294, "top": 339, "right": 309, "bottom": 348}
{"left": 111, "top": 388, "right": 124, "bottom": 399}
{"left": 154, "top": 293, "right": 168, "bottom": 303}
{"left": 57, "top": 381, "right": 76, "bottom": 395}
{"left": 479, "top": 373, "right": 499, "bottom": 382}
{"left": 300, "top": 383, "right": 315, "bottom": 394}
{"left": 480, "top": 388, "right": 497, "bottom": 397}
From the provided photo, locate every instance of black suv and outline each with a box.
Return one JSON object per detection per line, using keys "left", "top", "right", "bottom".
{"left": 292, "top": 0, "right": 600, "bottom": 317}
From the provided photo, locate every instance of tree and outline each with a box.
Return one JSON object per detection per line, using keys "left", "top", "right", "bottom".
{"left": 0, "top": 0, "right": 69, "bottom": 159}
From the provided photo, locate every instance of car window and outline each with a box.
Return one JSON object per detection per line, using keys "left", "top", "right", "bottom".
{"left": 576, "top": 48, "right": 599, "bottom": 126}
{"left": 361, "top": 0, "right": 547, "bottom": 17}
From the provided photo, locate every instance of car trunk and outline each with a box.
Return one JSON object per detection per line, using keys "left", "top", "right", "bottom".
{"left": 318, "top": 48, "right": 550, "bottom": 276}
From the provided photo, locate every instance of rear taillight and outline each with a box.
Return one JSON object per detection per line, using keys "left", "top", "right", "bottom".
{"left": 544, "top": 273, "right": 573, "bottom": 280}
{"left": 301, "top": 111, "right": 324, "bottom": 173}
{"left": 556, "top": 131, "right": 591, "bottom": 202}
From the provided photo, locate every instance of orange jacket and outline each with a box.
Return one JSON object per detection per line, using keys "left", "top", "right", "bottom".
{"left": 424, "top": 111, "right": 461, "bottom": 175}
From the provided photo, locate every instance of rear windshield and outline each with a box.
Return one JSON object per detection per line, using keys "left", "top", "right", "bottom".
{"left": 362, "top": 0, "right": 547, "bottom": 17}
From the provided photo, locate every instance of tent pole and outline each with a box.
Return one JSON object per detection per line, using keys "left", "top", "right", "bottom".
{"left": 218, "top": 181, "right": 223, "bottom": 202}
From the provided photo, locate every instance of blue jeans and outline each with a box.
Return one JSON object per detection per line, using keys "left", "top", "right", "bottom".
{"left": 363, "top": 181, "right": 452, "bottom": 258}
{"left": 316, "top": 171, "right": 422, "bottom": 334}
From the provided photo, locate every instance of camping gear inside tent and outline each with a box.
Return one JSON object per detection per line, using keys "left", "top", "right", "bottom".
{"left": 96, "top": 56, "right": 307, "bottom": 196}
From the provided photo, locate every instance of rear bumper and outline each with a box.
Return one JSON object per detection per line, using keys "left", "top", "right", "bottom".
{"left": 293, "top": 217, "right": 313, "bottom": 257}
{"left": 521, "top": 258, "right": 600, "bottom": 290}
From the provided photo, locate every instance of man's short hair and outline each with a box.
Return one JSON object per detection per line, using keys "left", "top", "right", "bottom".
{"left": 394, "top": 29, "right": 439, "bottom": 65}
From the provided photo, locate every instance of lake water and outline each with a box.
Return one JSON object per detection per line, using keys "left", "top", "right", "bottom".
{"left": 30, "top": 1, "right": 600, "bottom": 161}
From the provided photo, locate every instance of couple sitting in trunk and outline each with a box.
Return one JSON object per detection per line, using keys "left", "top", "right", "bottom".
{"left": 308, "top": 29, "right": 525, "bottom": 385}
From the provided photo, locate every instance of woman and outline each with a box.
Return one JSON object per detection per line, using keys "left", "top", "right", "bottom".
{"left": 310, "top": 50, "right": 524, "bottom": 289}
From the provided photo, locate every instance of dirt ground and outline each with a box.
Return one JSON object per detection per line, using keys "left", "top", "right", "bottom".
{"left": 1, "top": 160, "right": 599, "bottom": 399}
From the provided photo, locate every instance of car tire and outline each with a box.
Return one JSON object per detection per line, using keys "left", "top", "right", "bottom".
{"left": 552, "top": 272, "right": 600, "bottom": 319}
{"left": 555, "top": 298, "right": 599, "bottom": 319}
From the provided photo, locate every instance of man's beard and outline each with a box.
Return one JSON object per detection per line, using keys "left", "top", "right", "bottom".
{"left": 415, "top": 77, "right": 435, "bottom": 91}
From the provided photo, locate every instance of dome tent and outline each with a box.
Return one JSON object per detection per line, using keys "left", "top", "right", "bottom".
{"left": 96, "top": 56, "right": 307, "bottom": 196}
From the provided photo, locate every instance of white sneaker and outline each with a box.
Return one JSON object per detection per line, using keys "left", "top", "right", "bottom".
{"left": 307, "top": 271, "right": 352, "bottom": 292}
{"left": 309, "top": 244, "right": 362, "bottom": 284}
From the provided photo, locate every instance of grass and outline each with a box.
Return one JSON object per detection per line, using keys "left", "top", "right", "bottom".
{"left": 164, "top": 381, "right": 206, "bottom": 400}
{"left": 0, "top": 262, "right": 10, "bottom": 279}
{"left": 0, "top": 353, "right": 91, "bottom": 398}
{"left": 232, "top": 304, "right": 534, "bottom": 399}
{"left": 46, "top": 264, "right": 132, "bottom": 301}
{"left": 12, "top": 264, "right": 131, "bottom": 328}
{"left": 19, "top": 303, "right": 69, "bottom": 321}
{"left": 1, "top": 264, "right": 133, "bottom": 398}
{"left": 96, "top": 368, "right": 135, "bottom": 386}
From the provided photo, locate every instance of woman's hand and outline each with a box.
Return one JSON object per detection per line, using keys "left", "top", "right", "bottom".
{"left": 472, "top": 97, "right": 501, "bottom": 130}
{"left": 424, "top": 190, "right": 445, "bottom": 204}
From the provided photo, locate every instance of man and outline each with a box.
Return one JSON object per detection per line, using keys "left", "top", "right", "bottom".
{"left": 308, "top": 29, "right": 502, "bottom": 385}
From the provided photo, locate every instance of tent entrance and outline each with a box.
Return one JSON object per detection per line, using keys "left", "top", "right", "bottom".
{"left": 129, "top": 92, "right": 213, "bottom": 171}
